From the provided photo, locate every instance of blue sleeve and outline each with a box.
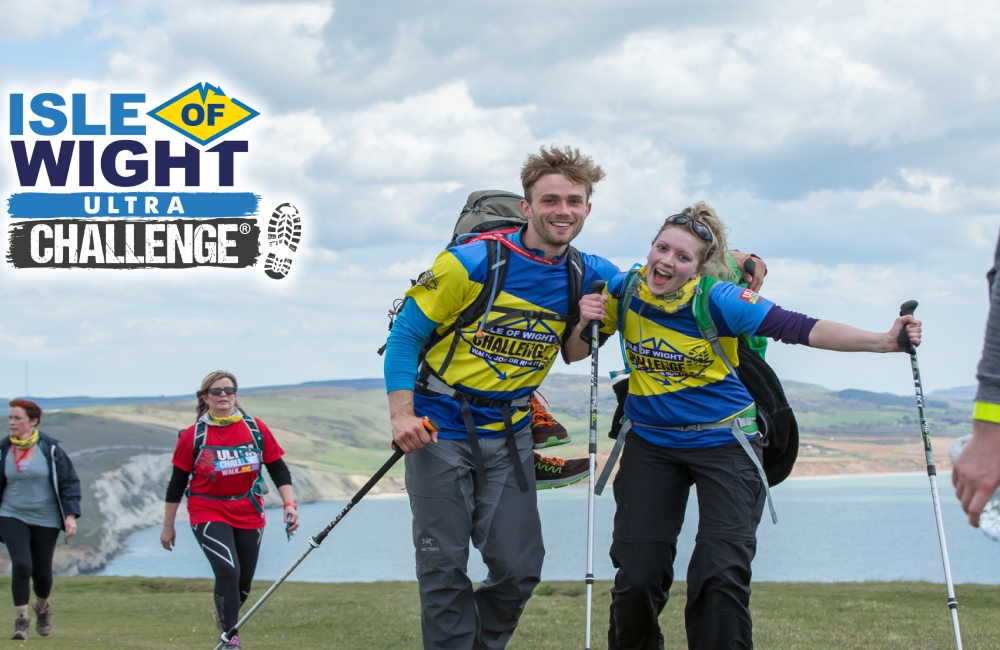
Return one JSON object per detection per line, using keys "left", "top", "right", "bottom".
{"left": 582, "top": 253, "right": 619, "bottom": 282}
{"left": 707, "top": 282, "right": 775, "bottom": 337}
{"left": 383, "top": 299, "right": 439, "bottom": 392}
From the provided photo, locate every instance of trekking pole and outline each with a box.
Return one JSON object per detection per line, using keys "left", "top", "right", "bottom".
{"left": 897, "top": 300, "right": 963, "bottom": 650}
{"left": 585, "top": 280, "right": 605, "bottom": 650}
{"left": 213, "top": 418, "right": 438, "bottom": 650}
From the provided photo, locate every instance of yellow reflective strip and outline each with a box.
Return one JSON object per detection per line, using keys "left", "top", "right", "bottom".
{"left": 973, "top": 401, "right": 1000, "bottom": 424}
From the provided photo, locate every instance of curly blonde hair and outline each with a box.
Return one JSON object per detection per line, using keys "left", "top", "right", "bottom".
{"left": 654, "top": 202, "right": 735, "bottom": 282}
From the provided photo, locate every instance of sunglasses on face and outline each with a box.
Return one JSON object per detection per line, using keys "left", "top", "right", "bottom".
{"left": 207, "top": 387, "right": 237, "bottom": 396}
{"left": 664, "top": 214, "right": 714, "bottom": 243}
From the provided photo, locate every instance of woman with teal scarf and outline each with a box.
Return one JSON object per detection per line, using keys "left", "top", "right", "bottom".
{"left": 1, "top": 399, "right": 81, "bottom": 640}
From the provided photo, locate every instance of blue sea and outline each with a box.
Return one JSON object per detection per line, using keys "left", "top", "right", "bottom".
{"left": 100, "top": 473, "right": 1000, "bottom": 584}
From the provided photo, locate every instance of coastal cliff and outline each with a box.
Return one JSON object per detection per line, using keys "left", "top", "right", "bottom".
{"left": 0, "top": 453, "right": 405, "bottom": 576}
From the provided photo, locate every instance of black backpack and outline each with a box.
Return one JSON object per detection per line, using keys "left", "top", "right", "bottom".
{"left": 377, "top": 190, "right": 585, "bottom": 359}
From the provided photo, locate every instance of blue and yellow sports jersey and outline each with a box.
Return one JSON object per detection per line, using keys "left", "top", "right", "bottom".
{"left": 408, "top": 234, "right": 610, "bottom": 440}
{"left": 601, "top": 267, "right": 774, "bottom": 448}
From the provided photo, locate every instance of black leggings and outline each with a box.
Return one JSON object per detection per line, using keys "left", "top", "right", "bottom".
{"left": 191, "top": 522, "right": 263, "bottom": 632}
{"left": 0, "top": 517, "right": 61, "bottom": 607}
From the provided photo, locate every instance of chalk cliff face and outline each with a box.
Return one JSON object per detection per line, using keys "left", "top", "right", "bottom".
{"left": 39, "top": 454, "right": 405, "bottom": 575}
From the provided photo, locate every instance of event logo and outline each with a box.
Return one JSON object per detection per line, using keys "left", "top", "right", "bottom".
{"left": 147, "top": 83, "right": 259, "bottom": 146}
{"left": 625, "top": 339, "right": 713, "bottom": 384}
{"left": 3, "top": 83, "right": 300, "bottom": 277}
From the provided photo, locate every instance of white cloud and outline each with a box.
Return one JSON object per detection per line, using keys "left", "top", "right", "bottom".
{"left": 106, "top": 1, "right": 332, "bottom": 93}
{"left": 5, "top": 0, "right": 1000, "bottom": 397}
{"left": 0, "top": 0, "right": 92, "bottom": 40}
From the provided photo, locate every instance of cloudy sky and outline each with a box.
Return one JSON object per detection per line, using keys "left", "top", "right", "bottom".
{"left": 1, "top": 0, "right": 998, "bottom": 399}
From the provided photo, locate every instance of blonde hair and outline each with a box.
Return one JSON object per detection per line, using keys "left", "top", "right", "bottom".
{"left": 520, "top": 146, "right": 606, "bottom": 203}
{"left": 196, "top": 370, "right": 242, "bottom": 418}
{"left": 654, "top": 202, "right": 735, "bottom": 282}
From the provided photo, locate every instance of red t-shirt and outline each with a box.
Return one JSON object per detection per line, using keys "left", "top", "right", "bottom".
{"left": 172, "top": 417, "right": 284, "bottom": 529}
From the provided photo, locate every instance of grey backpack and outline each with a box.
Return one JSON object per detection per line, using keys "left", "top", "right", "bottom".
{"left": 450, "top": 190, "right": 527, "bottom": 246}
{"left": 377, "top": 189, "right": 583, "bottom": 357}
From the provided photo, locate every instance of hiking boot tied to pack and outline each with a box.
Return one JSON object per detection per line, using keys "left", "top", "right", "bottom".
{"left": 10, "top": 616, "right": 28, "bottom": 640}
{"left": 33, "top": 600, "right": 52, "bottom": 636}
{"left": 529, "top": 392, "right": 570, "bottom": 449}
{"left": 534, "top": 453, "right": 591, "bottom": 489}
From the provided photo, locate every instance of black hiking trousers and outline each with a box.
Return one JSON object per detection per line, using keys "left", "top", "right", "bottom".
{"left": 191, "top": 522, "right": 263, "bottom": 633}
{"left": 608, "top": 432, "right": 766, "bottom": 650}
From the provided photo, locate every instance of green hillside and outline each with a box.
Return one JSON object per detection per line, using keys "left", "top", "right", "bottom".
{"left": 66, "top": 375, "right": 974, "bottom": 477}
{"left": 9, "top": 375, "right": 969, "bottom": 572}
{"left": 783, "top": 381, "right": 972, "bottom": 438}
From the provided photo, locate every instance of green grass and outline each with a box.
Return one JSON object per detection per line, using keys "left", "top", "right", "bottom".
{"left": 6, "top": 577, "right": 997, "bottom": 649}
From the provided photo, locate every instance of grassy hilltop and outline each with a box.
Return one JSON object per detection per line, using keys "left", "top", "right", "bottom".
{"left": 14, "top": 577, "right": 998, "bottom": 649}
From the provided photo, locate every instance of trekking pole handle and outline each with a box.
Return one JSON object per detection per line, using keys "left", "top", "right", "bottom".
{"left": 590, "top": 280, "right": 605, "bottom": 294}
{"left": 897, "top": 300, "right": 918, "bottom": 355}
{"left": 743, "top": 257, "right": 756, "bottom": 277}
{"left": 389, "top": 418, "right": 440, "bottom": 452}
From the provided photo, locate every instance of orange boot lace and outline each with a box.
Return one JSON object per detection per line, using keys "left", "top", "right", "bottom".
{"left": 530, "top": 393, "right": 558, "bottom": 428}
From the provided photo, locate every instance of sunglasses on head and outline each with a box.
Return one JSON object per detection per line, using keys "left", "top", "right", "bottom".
{"left": 207, "top": 387, "right": 237, "bottom": 396}
{"left": 664, "top": 214, "right": 713, "bottom": 243}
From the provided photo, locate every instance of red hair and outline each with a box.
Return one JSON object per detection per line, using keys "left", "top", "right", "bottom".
{"left": 9, "top": 399, "right": 42, "bottom": 425}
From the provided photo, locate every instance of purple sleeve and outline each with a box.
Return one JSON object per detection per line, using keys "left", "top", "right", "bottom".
{"left": 754, "top": 305, "right": 819, "bottom": 346}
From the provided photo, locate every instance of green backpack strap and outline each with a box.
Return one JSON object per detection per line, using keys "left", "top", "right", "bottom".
{"left": 725, "top": 254, "right": 768, "bottom": 360}
{"left": 242, "top": 414, "right": 270, "bottom": 499}
{"left": 610, "top": 264, "right": 644, "bottom": 379}
{"left": 691, "top": 275, "right": 738, "bottom": 377}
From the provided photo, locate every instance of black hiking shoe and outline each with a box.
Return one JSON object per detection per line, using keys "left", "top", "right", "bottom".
{"left": 32, "top": 601, "right": 51, "bottom": 636}
{"left": 10, "top": 616, "right": 28, "bottom": 640}
{"left": 534, "top": 453, "right": 590, "bottom": 489}
{"left": 530, "top": 393, "right": 571, "bottom": 449}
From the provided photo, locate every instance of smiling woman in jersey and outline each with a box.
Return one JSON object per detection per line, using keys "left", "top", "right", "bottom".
{"left": 562, "top": 203, "right": 923, "bottom": 650}
{"left": 1, "top": 399, "right": 81, "bottom": 641}
{"left": 160, "top": 371, "right": 299, "bottom": 650}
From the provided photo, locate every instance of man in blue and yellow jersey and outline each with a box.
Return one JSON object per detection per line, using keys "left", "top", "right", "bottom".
{"left": 383, "top": 146, "right": 616, "bottom": 650}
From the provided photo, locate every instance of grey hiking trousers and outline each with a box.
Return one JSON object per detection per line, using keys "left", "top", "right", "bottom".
{"left": 405, "top": 427, "right": 544, "bottom": 650}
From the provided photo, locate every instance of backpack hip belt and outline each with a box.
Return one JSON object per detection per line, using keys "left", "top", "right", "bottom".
{"left": 596, "top": 411, "right": 776, "bottom": 525}
{"left": 415, "top": 368, "right": 531, "bottom": 493}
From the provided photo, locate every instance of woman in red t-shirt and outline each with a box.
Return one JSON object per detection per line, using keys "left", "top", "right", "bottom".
{"left": 159, "top": 371, "right": 299, "bottom": 650}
